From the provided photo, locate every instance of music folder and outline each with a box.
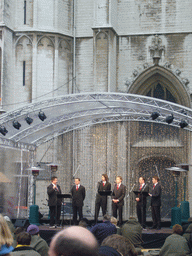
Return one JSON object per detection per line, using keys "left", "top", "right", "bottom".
{"left": 98, "top": 191, "right": 112, "bottom": 196}
{"left": 57, "top": 194, "right": 72, "bottom": 199}
{"left": 133, "top": 191, "right": 149, "bottom": 197}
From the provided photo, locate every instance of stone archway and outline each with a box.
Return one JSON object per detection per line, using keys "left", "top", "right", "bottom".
{"left": 128, "top": 65, "right": 191, "bottom": 107}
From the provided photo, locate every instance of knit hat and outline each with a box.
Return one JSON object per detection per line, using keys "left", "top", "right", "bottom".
{"left": 27, "top": 224, "right": 39, "bottom": 235}
{"left": 0, "top": 244, "right": 14, "bottom": 255}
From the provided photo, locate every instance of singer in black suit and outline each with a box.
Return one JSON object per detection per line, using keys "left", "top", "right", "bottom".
{"left": 136, "top": 176, "right": 149, "bottom": 228}
{"left": 71, "top": 178, "right": 86, "bottom": 225}
{"left": 112, "top": 176, "right": 126, "bottom": 226}
{"left": 149, "top": 176, "right": 161, "bottom": 230}
{"left": 95, "top": 174, "right": 111, "bottom": 223}
{"left": 47, "top": 176, "right": 62, "bottom": 228}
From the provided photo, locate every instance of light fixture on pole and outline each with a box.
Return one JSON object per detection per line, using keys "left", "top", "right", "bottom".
{"left": 166, "top": 166, "right": 187, "bottom": 227}
{"left": 177, "top": 163, "right": 190, "bottom": 222}
{"left": 26, "top": 166, "right": 44, "bottom": 225}
{"left": 47, "top": 162, "right": 60, "bottom": 176}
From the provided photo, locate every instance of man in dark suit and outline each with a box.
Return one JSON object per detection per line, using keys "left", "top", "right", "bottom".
{"left": 71, "top": 178, "right": 86, "bottom": 225}
{"left": 47, "top": 176, "right": 62, "bottom": 228}
{"left": 149, "top": 175, "right": 161, "bottom": 230}
{"left": 135, "top": 176, "right": 149, "bottom": 228}
{"left": 95, "top": 174, "right": 111, "bottom": 223}
{"left": 112, "top": 176, "right": 126, "bottom": 226}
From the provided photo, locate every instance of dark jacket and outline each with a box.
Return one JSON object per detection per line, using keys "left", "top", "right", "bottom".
{"left": 112, "top": 184, "right": 126, "bottom": 206}
{"left": 137, "top": 183, "right": 149, "bottom": 206}
{"left": 71, "top": 185, "right": 86, "bottom": 207}
{"left": 11, "top": 246, "right": 41, "bottom": 256}
{"left": 30, "top": 235, "right": 49, "bottom": 256}
{"left": 90, "top": 221, "right": 117, "bottom": 245}
{"left": 47, "top": 184, "right": 62, "bottom": 206}
{"left": 95, "top": 181, "right": 111, "bottom": 204}
{"left": 151, "top": 183, "right": 161, "bottom": 206}
{"left": 121, "top": 218, "right": 143, "bottom": 248}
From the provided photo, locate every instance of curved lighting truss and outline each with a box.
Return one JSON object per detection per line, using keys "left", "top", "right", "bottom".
{"left": 0, "top": 93, "right": 191, "bottom": 147}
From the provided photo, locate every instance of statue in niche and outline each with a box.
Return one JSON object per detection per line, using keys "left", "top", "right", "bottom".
{"left": 149, "top": 35, "right": 165, "bottom": 65}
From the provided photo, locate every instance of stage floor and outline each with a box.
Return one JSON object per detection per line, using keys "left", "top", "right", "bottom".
{"left": 38, "top": 224, "right": 172, "bottom": 249}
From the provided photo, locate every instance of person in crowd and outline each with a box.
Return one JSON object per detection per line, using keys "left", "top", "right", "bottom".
{"left": 90, "top": 214, "right": 117, "bottom": 245}
{"left": 71, "top": 178, "right": 86, "bottom": 225}
{"left": 48, "top": 226, "right": 99, "bottom": 256}
{"left": 110, "top": 217, "right": 121, "bottom": 235}
{"left": 11, "top": 232, "right": 40, "bottom": 256}
{"left": 159, "top": 224, "right": 190, "bottom": 256}
{"left": 99, "top": 245, "right": 122, "bottom": 256}
{"left": 121, "top": 217, "right": 143, "bottom": 248}
{"left": 95, "top": 174, "right": 111, "bottom": 223}
{"left": 27, "top": 225, "right": 49, "bottom": 256}
{"left": 101, "top": 234, "right": 138, "bottom": 256}
{"left": 79, "top": 220, "right": 88, "bottom": 228}
{"left": 47, "top": 176, "right": 62, "bottom": 228}
{"left": 12, "top": 227, "right": 25, "bottom": 248}
{"left": 135, "top": 177, "right": 149, "bottom": 229}
{"left": 183, "top": 217, "right": 192, "bottom": 252}
{"left": 3, "top": 216, "right": 15, "bottom": 236}
{"left": 112, "top": 176, "right": 126, "bottom": 226}
{"left": 0, "top": 214, "right": 14, "bottom": 256}
{"left": 182, "top": 217, "right": 192, "bottom": 233}
{"left": 149, "top": 176, "right": 161, "bottom": 230}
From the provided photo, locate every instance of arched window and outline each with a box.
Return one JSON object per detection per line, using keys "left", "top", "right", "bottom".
{"left": 146, "top": 83, "right": 176, "bottom": 103}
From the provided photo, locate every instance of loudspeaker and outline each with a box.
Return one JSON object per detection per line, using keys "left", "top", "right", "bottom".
{"left": 14, "top": 219, "right": 29, "bottom": 228}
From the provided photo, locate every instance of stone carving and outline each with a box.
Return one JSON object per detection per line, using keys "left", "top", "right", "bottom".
{"left": 164, "top": 62, "right": 171, "bottom": 69}
{"left": 175, "top": 69, "right": 181, "bottom": 76}
{"left": 182, "top": 78, "right": 189, "bottom": 86}
{"left": 143, "top": 63, "right": 149, "bottom": 69}
{"left": 133, "top": 70, "right": 138, "bottom": 77}
{"left": 149, "top": 35, "right": 165, "bottom": 65}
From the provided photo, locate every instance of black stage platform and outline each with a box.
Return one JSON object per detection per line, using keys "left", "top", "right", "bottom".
{"left": 38, "top": 223, "right": 172, "bottom": 249}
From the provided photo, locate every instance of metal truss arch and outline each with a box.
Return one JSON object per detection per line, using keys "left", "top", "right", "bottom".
{"left": 0, "top": 93, "right": 192, "bottom": 147}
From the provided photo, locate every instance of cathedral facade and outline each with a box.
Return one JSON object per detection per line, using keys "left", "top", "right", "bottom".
{"left": 0, "top": 0, "right": 192, "bottom": 219}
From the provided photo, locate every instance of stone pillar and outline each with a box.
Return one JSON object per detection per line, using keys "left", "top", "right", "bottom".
{"left": 32, "top": 34, "right": 37, "bottom": 101}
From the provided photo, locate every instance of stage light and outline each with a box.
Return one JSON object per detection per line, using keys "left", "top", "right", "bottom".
{"left": 165, "top": 114, "right": 174, "bottom": 124}
{"left": 38, "top": 111, "right": 47, "bottom": 121}
{"left": 13, "top": 120, "right": 21, "bottom": 130}
{"left": 179, "top": 120, "right": 188, "bottom": 129}
{"left": 0, "top": 126, "right": 8, "bottom": 136}
{"left": 151, "top": 112, "right": 160, "bottom": 120}
{"left": 25, "top": 116, "right": 33, "bottom": 125}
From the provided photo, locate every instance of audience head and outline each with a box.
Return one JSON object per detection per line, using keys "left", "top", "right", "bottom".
{"left": 49, "top": 226, "right": 99, "bottom": 256}
{"left": 27, "top": 224, "right": 39, "bottom": 236}
{"left": 0, "top": 214, "right": 13, "bottom": 247}
{"left": 14, "top": 227, "right": 25, "bottom": 236}
{"left": 110, "top": 217, "right": 118, "bottom": 226}
{"left": 17, "top": 232, "right": 31, "bottom": 245}
{"left": 101, "top": 234, "right": 138, "bottom": 256}
{"left": 172, "top": 224, "right": 183, "bottom": 235}
{"left": 79, "top": 220, "right": 88, "bottom": 228}
{"left": 103, "top": 214, "right": 111, "bottom": 222}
